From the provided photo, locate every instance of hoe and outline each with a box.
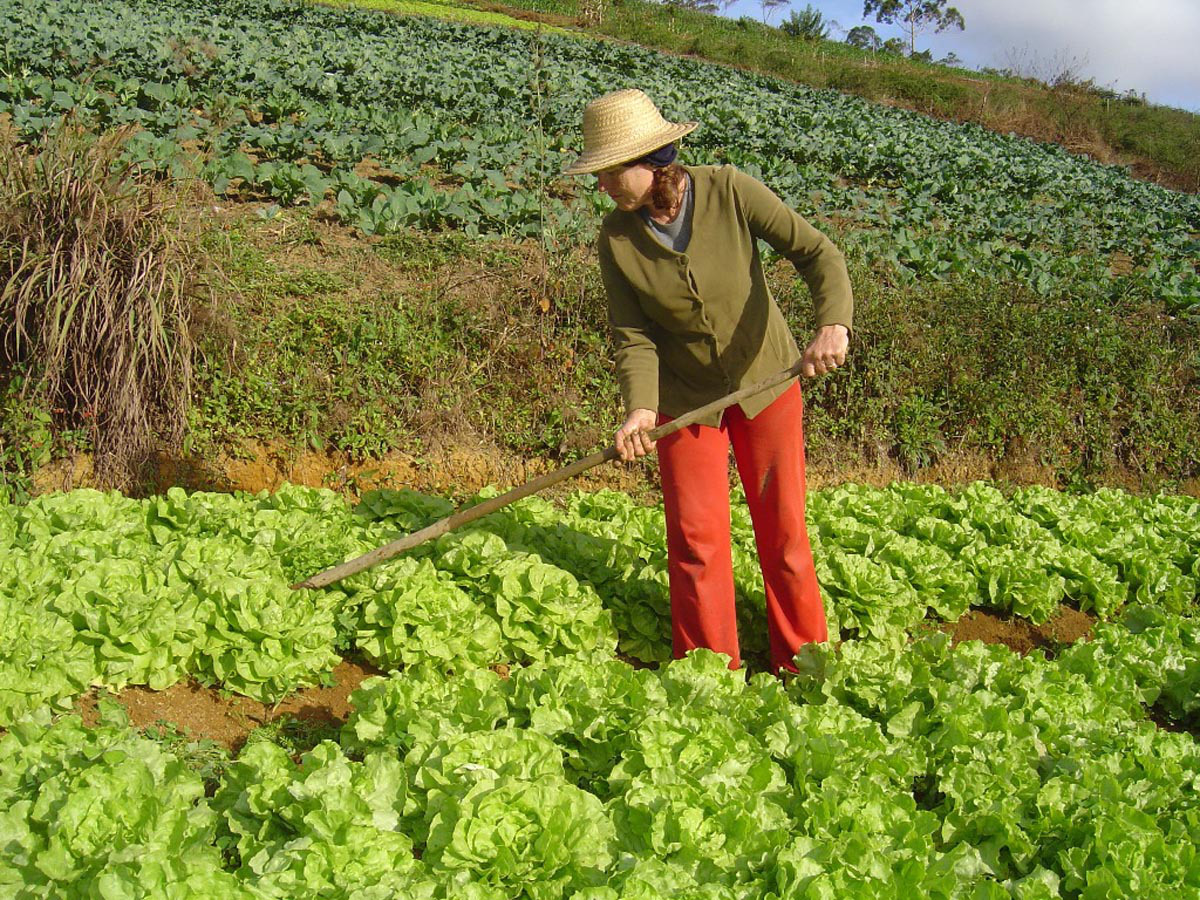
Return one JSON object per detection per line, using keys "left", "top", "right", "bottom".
{"left": 293, "top": 359, "right": 806, "bottom": 590}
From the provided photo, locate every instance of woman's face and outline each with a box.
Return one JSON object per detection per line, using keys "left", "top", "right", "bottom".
{"left": 595, "top": 162, "right": 654, "bottom": 212}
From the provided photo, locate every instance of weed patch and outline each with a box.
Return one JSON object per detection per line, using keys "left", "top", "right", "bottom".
{"left": 0, "top": 120, "right": 209, "bottom": 492}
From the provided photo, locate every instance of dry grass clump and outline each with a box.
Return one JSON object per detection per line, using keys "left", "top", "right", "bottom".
{"left": 0, "top": 119, "right": 207, "bottom": 490}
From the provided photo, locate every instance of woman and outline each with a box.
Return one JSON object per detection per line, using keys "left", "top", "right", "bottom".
{"left": 564, "top": 88, "right": 852, "bottom": 674}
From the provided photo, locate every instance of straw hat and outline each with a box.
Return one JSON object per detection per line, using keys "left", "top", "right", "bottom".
{"left": 562, "top": 89, "right": 698, "bottom": 176}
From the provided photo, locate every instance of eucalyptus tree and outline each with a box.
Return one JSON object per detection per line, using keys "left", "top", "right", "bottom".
{"left": 845, "top": 24, "right": 882, "bottom": 51}
{"left": 862, "top": 0, "right": 965, "bottom": 56}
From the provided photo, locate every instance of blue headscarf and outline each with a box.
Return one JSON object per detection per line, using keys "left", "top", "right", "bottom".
{"left": 635, "top": 142, "right": 678, "bottom": 167}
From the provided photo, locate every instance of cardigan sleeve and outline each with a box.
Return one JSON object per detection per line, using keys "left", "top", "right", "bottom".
{"left": 598, "top": 234, "right": 660, "bottom": 414}
{"left": 730, "top": 168, "right": 854, "bottom": 334}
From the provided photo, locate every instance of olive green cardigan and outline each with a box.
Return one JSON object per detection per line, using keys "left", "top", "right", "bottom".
{"left": 598, "top": 164, "right": 854, "bottom": 425}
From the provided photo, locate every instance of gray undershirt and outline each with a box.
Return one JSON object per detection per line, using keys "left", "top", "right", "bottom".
{"left": 640, "top": 173, "right": 693, "bottom": 253}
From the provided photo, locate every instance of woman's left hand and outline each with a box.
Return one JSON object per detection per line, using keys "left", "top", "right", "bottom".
{"left": 800, "top": 324, "right": 849, "bottom": 377}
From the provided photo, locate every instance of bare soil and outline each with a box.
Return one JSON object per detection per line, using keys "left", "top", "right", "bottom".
{"left": 943, "top": 603, "right": 1096, "bottom": 657}
{"left": 34, "top": 438, "right": 1138, "bottom": 508}
{"left": 33, "top": 440, "right": 660, "bottom": 503}
{"left": 75, "top": 658, "right": 382, "bottom": 752}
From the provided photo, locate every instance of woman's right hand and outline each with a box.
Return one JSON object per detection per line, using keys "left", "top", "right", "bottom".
{"left": 615, "top": 408, "right": 658, "bottom": 462}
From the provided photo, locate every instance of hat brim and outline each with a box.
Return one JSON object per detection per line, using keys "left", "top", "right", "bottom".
{"left": 562, "top": 121, "right": 698, "bottom": 176}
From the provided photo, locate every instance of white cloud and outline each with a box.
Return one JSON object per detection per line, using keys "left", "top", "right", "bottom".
{"left": 726, "top": 0, "right": 1200, "bottom": 109}
{"left": 921, "top": 0, "right": 1200, "bottom": 109}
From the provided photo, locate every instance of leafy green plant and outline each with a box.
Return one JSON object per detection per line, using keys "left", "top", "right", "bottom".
{"left": 212, "top": 740, "right": 423, "bottom": 895}
{"left": 780, "top": 4, "right": 828, "bottom": 41}
{"left": 0, "top": 374, "right": 54, "bottom": 503}
{"left": 891, "top": 393, "right": 948, "bottom": 471}
{"left": 1, "top": 481, "right": 1198, "bottom": 896}
{"left": 0, "top": 713, "right": 249, "bottom": 896}
{"left": 141, "top": 719, "right": 231, "bottom": 792}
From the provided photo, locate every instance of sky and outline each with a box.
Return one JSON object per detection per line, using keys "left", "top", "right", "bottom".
{"left": 721, "top": 0, "right": 1200, "bottom": 112}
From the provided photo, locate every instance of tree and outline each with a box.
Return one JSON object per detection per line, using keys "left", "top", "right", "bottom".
{"left": 845, "top": 24, "right": 882, "bottom": 51}
{"left": 861, "top": 0, "right": 964, "bottom": 57}
{"left": 759, "top": 0, "right": 790, "bottom": 26}
{"left": 781, "top": 4, "right": 828, "bottom": 41}
{"left": 664, "top": 0, "right": 721, "bottom": 13}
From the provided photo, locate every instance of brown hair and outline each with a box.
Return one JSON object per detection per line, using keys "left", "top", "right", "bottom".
{"left": 650, "top": 163, "right": 686, "bottom": 216}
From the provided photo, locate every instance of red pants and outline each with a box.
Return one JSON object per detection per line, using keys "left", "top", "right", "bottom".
{"left": 657, "top": 383, "right": 827, "bottom": 673}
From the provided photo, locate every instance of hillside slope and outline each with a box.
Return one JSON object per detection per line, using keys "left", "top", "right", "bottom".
{"left": 461, "top": 0, "right": 1200, "bottom": 193}
{"left": 0, "top": 0, "right": 1197, "bottom": 497}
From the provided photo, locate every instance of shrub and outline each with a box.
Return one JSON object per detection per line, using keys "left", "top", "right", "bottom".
{"left": 780, "top": 4, "right": 828, "bottom": 41}
{"left": 845, "top": 24, "right": 882, "bottom": 51}
{"left": 0, "top": 119, "right": 208, "bottom": 490}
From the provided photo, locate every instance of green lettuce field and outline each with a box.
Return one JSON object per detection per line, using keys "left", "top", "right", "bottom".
{"left": 2, "top": 483, "right": 1199, "bottom": 896}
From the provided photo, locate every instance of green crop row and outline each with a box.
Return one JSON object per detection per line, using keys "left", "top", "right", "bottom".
{"left": 2, "top": 482, "right": 1196, "bottom": 728}
{"left": 1, "top": 481, "right": 1198, "bottom": 895}
{"left": 4, "top": 624, "right": 1200, "bottom": 896}
{"left": 1, "top": 0, "right": 1197, "bottom": 313}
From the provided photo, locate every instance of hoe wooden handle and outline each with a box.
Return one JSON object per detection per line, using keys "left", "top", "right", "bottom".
{"left": 292, "top": 360, "right": 804, "bottom": 590}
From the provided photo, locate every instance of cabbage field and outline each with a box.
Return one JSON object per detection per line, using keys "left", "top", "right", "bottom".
{"left": 2, "top": 0, "right": 1198, "bottom": 313}
{"left": 2, "top": 482, "right": 1199, "bottom": 896}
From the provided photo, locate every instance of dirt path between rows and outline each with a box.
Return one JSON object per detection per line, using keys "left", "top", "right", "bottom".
{"left": 76, "top": 659, "right": 382, "bottom": 753}
{"left": 71, "top": 603, "right": 1098, "bottom": 754}
{"left": 944, "top": 604, "right": 1096, "bottom": 656}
